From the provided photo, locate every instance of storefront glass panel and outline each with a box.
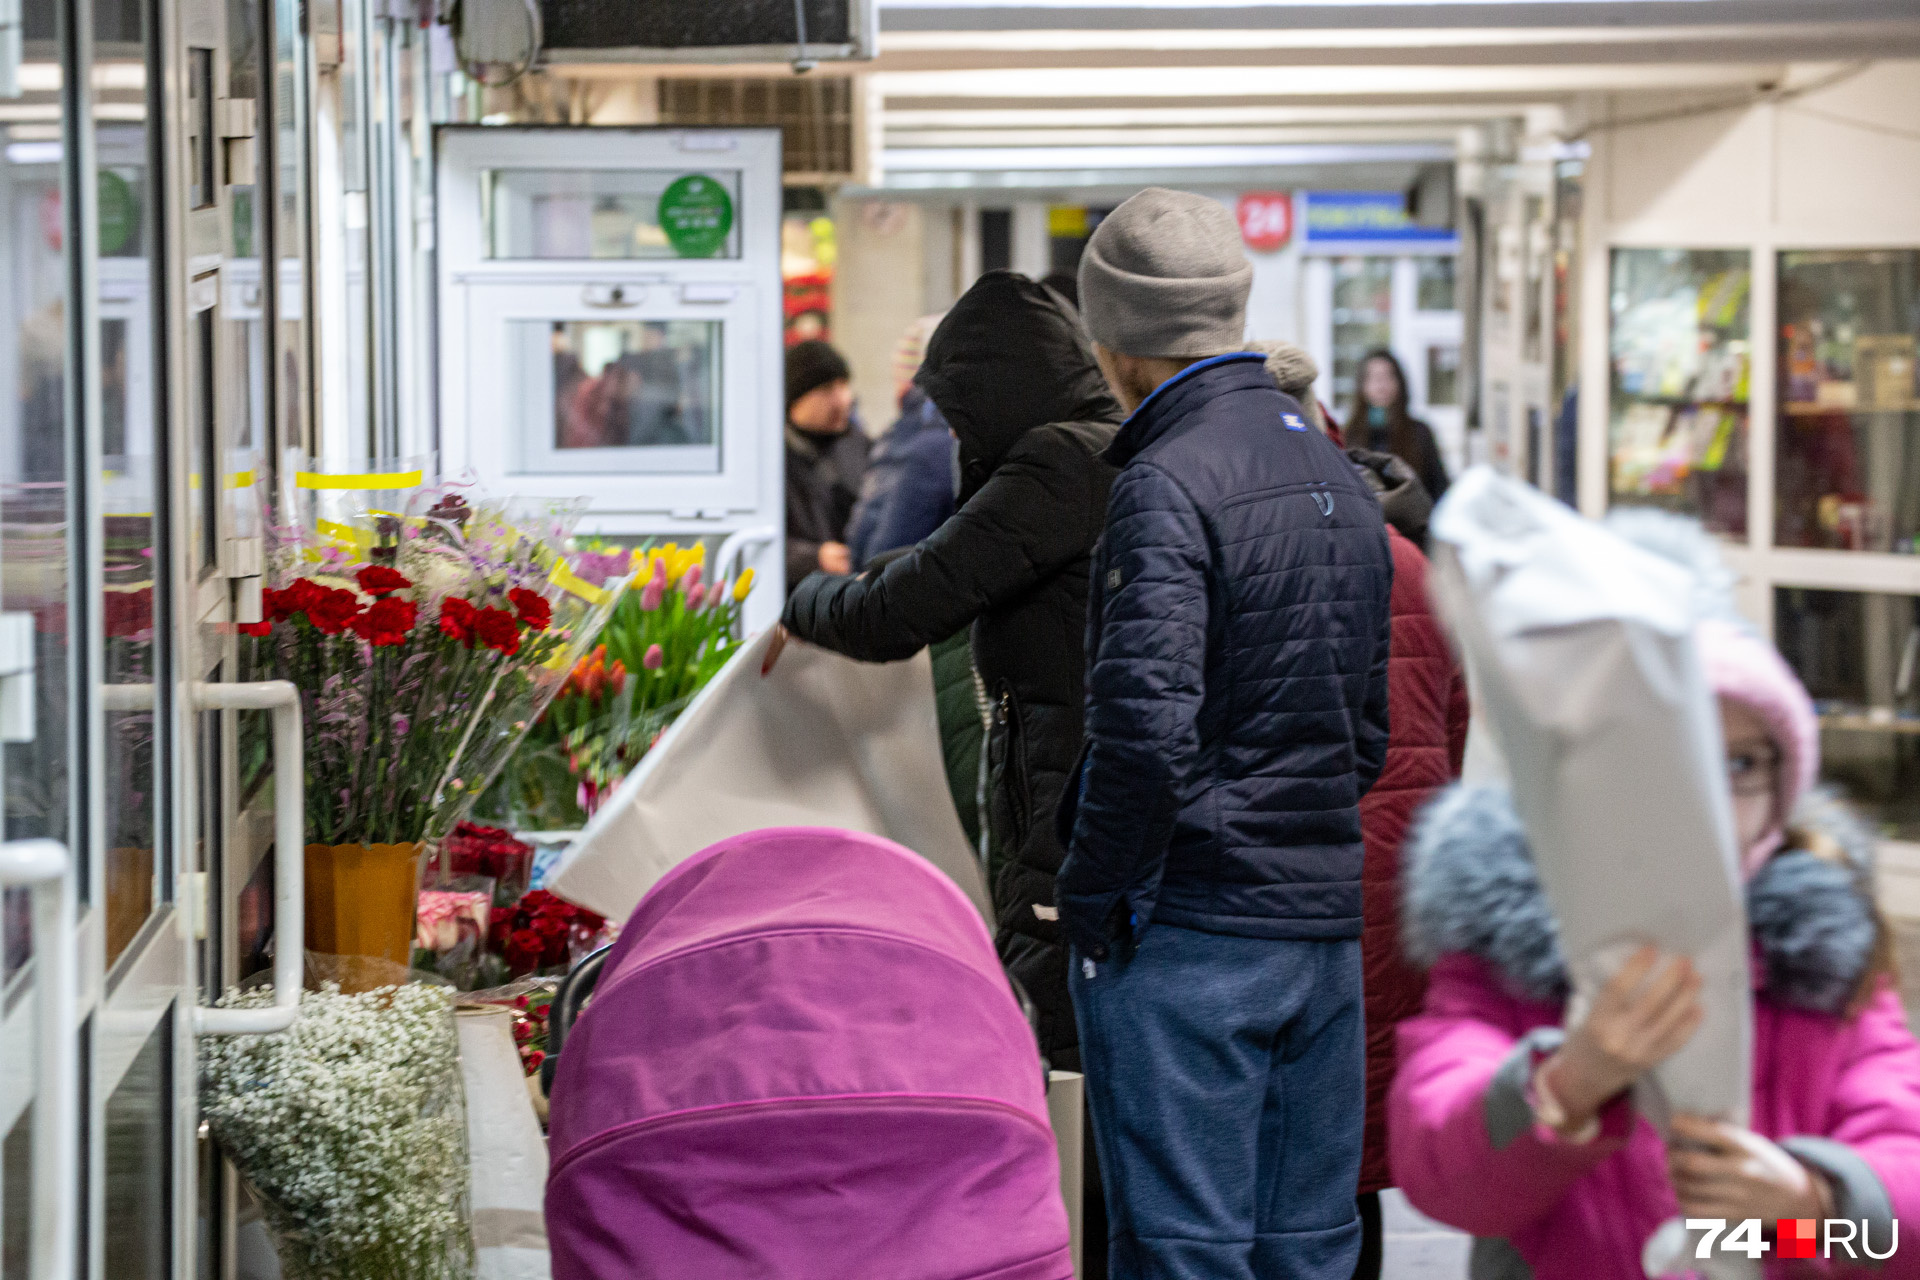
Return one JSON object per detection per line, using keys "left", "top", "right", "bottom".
{"left": 1775, "top": 586, "right": 1920, "bottom": 841}
{"left": 513, "top": 318, "right": 722, "bottom": 472}
{"left": 1329, "top": 256, "right": 1394, "bottom": 413}
{"left": 97, "top": 0, "right": 162, "bottom": 970}
{"left": 485, "top": 169, "right": 743, "bottom": 261}
{"left": 1608, "top": 248, "right": 1750, "bottom": 536}
{"left": 1776, "top": 249, "right": 1920, "bottom": 554}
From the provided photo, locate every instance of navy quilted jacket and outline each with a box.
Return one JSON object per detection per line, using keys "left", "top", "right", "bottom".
{"left": 1056, "top": 353, "right": 1394, "bottom": 958}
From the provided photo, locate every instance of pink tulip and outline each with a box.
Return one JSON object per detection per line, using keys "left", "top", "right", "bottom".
{"left": 639, "top": 579, "right": 664, "bottom": 611}
{"left": 709, "top": 579, "right": 728, "bottom": 609}
{"left": 650, "top": 558, "right": 668, "bottom": 586}
{"left": 642, "top": 643, "right": 664, "bottom": 671}
{"left": 682, "top": 564, "right": 703, "bottom": 592}
{"left": 686, "top": 584, "right": 707, "bottom": 609}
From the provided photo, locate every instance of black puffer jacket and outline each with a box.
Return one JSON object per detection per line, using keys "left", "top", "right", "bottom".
{"left": 782, "top": 271, "right": 1122, "bottom": 1069}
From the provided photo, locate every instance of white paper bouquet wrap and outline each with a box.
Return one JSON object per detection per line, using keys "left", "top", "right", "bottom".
{"left": 548, "top": 627, "right": 990, "bottom": 924}
{"left": 1428, "top": 470, "right": 1751, "bottom": 1131}
{"left": 455, "top": 1008, "right": 551, "bottom": 1280}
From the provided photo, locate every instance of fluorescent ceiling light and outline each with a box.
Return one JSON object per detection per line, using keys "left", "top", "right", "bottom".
{"left": 884, "top": 141, "right": 1451, "bottom": 168}
{"left": 6, "top": 141, "right": 63, "bottom": 164}
{"left": 878, "top": 22, "right": 1831, "bottom": 49}
{"left": 875, "top": 61, "right": 1783, "bottom": 96}
{"left": 885, "top": 104, "right": 1502, "bottom": 126}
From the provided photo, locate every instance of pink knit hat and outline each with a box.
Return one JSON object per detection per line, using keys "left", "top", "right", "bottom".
{"left": 1695, "top": 617, "right": 1820, "bottom": 877}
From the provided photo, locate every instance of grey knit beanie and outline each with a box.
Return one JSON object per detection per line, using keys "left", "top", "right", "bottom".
{"left": 1248, "top": 339, "right": 1324, "bottom": 431}
{"left": 1078, "top": 188, "right": 1253, "bottom": 359}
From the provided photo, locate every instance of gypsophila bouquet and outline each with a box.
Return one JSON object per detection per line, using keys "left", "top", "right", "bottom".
{"left": 199, "top": 983, "right": 474, "bottom": 1280}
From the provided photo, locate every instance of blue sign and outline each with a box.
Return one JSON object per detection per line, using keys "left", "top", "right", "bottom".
{"left": 1303, "top": 191, "right": 1455, "bottom": 245}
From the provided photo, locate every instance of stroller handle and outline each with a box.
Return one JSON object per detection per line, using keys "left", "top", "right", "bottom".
{"left": 542, "top": 943, "right": 614, "bottom": 1095}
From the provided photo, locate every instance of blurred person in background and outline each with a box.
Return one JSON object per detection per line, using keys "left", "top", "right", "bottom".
{"left": 784, "top": 339, "right": 869, "bottom": 592}
{"left": 1391, "top": 515, "right": 1920, "bottom": 1280}
{"left": 1059, "top": 189, "right": 1393, "bottom": 1280}
{"left": 1346, "top": 349, "right": 1450, "bottom": 508}
{"left": 1258, "top": 341, "right": 1468, "bottom": 1280}
{"left": 848, "top": 313, "right": 956, "bottom": 568}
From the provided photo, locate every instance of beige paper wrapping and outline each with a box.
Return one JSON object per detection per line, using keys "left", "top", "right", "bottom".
{"left": 1428, "top": 469, "right": 1751, "bottom": 1132}
{"left": 548, "top": 628, "right": 990, "bottom": 926}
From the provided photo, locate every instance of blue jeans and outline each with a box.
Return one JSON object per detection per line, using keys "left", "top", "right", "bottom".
{"left": 1070, "top": 925, "right": 1364, "bottom": 1280}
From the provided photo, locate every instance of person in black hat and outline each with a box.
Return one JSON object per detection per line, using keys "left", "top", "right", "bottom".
{"left": 784, "top": 339, "right": 869, "bottom": 592}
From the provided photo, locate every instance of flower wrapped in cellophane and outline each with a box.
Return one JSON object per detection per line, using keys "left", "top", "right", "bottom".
{"left": 199, "top": 981, "right": 474, "bottom": 1280}
{"left": 244, "top": 476, "right": 626, "bottom": 850}
{"left": 489, "top": 541, "right": 754, "bottom": 828}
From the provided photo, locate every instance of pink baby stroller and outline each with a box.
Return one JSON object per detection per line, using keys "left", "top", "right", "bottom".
{"left": 544, "top": 826, "right": 1072, "bottom": 1280}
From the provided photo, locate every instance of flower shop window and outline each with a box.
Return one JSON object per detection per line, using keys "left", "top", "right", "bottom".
{"left": 1776, "top": 248, "right": 1920, "bottom": 554}
{"left": 1774, "top": 586, "right": 1920, "bottom": 841}
{"left": 512, "top": 318, "right": 723, "bottom": 475}
{"left": 1607, "top": 248, "right": 1751, "bottom": 537}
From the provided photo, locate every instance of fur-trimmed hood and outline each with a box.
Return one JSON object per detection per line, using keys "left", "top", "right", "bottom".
{"left": 1404, "top": 784, "right": 1882, "bottom": 1016}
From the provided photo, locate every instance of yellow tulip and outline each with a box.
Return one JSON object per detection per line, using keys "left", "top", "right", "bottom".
{"left": 732, "top": 568, "right": 755, "bottom": 602}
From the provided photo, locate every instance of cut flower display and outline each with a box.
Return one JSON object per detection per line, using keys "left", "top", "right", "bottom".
{"left": 243, "top": 487, "right": 625, "bottom": 849}
{"left": 199, "top": 982, "right": 473, "bottom": 1280}
{"left": 487, "top": 542, "right": 753, "bottom": 828}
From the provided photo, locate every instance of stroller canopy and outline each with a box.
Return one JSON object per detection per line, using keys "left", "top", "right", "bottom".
{"left": 547, "top": 827, "right": 1070, "bottom": 1280}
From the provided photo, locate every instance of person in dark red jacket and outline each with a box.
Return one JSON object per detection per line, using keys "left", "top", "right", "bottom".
{"left": 1347, "top": 452, "right": 1468, "bottom": 1279}
{"left": 1258, "top": 343, "right": 1468, "bottom": 1279}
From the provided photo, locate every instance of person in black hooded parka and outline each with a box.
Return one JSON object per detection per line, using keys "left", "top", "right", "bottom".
{"left": 779, "top": 270, "right": 1122, "bottom": 1071}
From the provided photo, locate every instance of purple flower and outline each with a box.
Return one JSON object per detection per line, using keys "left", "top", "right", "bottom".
{"left": 391, "top": 713, "right": 410, "bottom": 736}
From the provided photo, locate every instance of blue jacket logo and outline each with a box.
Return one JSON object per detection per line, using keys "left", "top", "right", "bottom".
{"left": 1282, "top": 413, "right": 1308, "bottom": 432}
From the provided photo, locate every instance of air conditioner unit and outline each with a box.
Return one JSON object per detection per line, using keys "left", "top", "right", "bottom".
{"left": 539, "top": 0, "right": 876, "bottom": 65}
{"left": 657, "top": 76, "right": 871, "bottom": 187}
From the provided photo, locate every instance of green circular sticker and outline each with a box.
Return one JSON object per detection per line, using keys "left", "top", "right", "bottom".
{"left": 97, "top": 169, "right": 137, "bottom": 256}
{"left": 657, "top": 175, "right": 734, "bottom": 258}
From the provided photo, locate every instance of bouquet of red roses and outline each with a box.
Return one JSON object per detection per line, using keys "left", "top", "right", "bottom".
{"left": 488, "top": 889, "right": 607, "bottom": 980}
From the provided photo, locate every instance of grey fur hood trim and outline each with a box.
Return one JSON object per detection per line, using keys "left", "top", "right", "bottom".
{"left": 1404, "top": 784, "right": 1881, "bottom": 1015}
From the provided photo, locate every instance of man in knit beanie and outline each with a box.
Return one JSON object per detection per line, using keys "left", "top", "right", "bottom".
{"left": 1057, "top": 189, "right": 1395, "bottom": 1279}
{"left": 783, "top": 339, "right": 869, "bottom": 592}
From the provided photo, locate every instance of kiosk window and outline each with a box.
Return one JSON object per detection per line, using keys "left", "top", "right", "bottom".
{"left": 514, "top": 319, "right": 722, "bottom": 474}
{"left": 485, "top": 169, "right": 742, "bottom": 260}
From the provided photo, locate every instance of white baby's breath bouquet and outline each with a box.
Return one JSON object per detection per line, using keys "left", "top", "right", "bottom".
{"left": 200, "top": 982, "right": 475, "bottom": 1280}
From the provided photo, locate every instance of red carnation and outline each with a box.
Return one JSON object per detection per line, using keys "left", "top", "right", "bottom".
{"left": 531, "top": 915, "right": 568, "bottom": 939}
{"left": 523, "top": 1049, "right": 546, "bottom": 1073}
{"left": 473, "top": 606, "right": 521, "bottom": 656}
{"left": 238, "top": 620, "right": 272, "bottom": 637}
{"left": 356, "top": 564, "right": 412, "bottom": 598}
{"left": 439, "top": 597, "right": 477, "bottom": 644}
{"left": 268, "top": 578, "right": 324, "bottom": 622}
{"left": 509, "top": 587, "right": 552, "bottom": 632}
{"left": 350, "top": 596, "right": 417, "bottom": 646}
{"left": 305, "top": 587, "right": 363, "bottom": 636}
{"left": 522, "top": 890, "right": 555, "bottom": 911}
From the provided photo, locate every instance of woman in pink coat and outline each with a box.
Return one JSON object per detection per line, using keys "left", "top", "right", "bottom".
{"left": 1389, "top": 520, "right": 1920, "bottom": 1279}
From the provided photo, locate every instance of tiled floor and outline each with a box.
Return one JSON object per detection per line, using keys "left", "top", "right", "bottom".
{"left": 1380, "top": 1188, "right": 1472, "bottom": 1279}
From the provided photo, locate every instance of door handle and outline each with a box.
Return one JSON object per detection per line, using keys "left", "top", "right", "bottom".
{"left": 192, "top": 680, "right": 304, "bottom": 1035}
{"left": 582, "top": 283, "right": 644, "bottom": 308}
{"left": 0, "top": 839, "right": 75, "bottom": 1280}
